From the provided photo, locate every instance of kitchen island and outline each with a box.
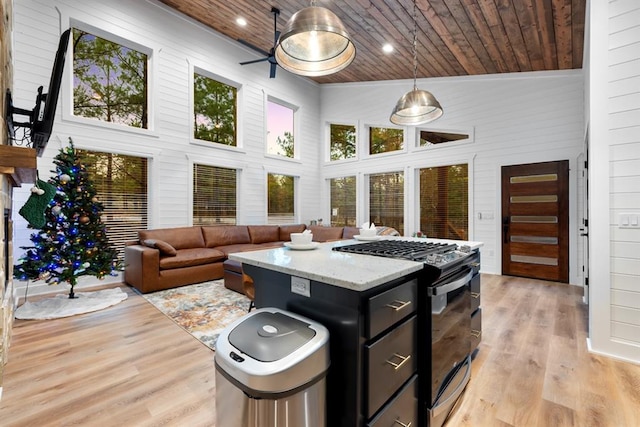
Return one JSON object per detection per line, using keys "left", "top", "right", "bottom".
{"left": 229, "top": 237, "right": 482, "bottom": 427}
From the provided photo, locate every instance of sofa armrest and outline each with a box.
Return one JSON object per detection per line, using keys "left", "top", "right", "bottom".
{"left": 124, "top": 244, "right": 160, "bottom": 293}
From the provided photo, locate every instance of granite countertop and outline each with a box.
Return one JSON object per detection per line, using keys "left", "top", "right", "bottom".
{"left": 229, "top": 237, "right": 483, "bottom": 291}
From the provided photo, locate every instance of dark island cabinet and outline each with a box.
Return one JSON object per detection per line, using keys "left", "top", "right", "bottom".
{"left": 243, "top": 264, "right": 420, "bottom": 427}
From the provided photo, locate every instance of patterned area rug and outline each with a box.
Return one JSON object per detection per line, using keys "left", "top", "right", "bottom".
{"left": 141, "top": 279, "right": 251, "bottom": 351}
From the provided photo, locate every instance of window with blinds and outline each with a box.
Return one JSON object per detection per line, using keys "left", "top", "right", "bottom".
{"left": 330, "top": 176, "right": 356, "bottom": 226}
{"left": 419, "top": 164, "right": 468, "bottom": 240}
{"left": 369, "top": 126, "right": 403, "bottom": 155}
{"left": 369, "top": 172, "right": 404, "bottom": 235}
{"left": 77, "top": 150, "right": 148, "bottom": 259}
{"left": 193, "top": 164, "right": 237, "bottom": 226}
{"left": 267, "top": 173, "right": 295, "bottom": 224}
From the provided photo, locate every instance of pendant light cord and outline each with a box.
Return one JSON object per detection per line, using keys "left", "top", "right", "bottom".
{"left": 412, "top": 0, "right": 418, "bottom": 91}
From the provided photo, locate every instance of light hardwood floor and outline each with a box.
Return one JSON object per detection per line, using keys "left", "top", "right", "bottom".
{"left": 0, "top": 275, "right": 638, "bottom": 426}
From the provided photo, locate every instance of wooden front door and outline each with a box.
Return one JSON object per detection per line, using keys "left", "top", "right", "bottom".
{"left": 502, "top": 160, "right": 569, "bottom": 282}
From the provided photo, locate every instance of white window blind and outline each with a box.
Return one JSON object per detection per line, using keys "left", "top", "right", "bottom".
{"left": 369, "top": 171, "right": 404, "bottom": 234}
{"left": 77, "top": 150, "right": 148, "bottom": 259}
{"left": 193, "top": 164, "right": 237, "bottom": 225}
{"left": 419, "top": 164, "right": 468, "bottom": 240}
{"left": 330, "top": 176, "right": 356, "bottom": 226}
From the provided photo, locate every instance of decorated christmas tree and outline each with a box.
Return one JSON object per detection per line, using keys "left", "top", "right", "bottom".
{"left": 14, "top": 138, "right": 123, "bottom": 298}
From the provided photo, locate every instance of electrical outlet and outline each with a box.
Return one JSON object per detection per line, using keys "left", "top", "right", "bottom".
{"left": 291, "top": 276, "right": 310, "bottom": 297}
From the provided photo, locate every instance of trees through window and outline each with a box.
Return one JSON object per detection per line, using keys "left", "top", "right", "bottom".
{"left": 369, "top": 126, "right": 403, "bottom": 155}
{"left": 193, "top": 73, "right": 237, "bottom": 146}
{"left": 268, "top": 173, "right": 295, "bottom": 224}
{"left": 330, "top": 124, "right": 356, "bottom": 161}
{"left": 72, "top": 28, "right": 148, "bottom": 128}
{"left": 267, "top": 100, "right": 294, "bottom": 158}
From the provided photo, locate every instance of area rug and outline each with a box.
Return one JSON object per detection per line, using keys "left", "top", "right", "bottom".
{"left": 141, "top": 280, "right": 251, "bottom": 351}
{"left": 15, "top": 287, "right": 128, "bottom": 320}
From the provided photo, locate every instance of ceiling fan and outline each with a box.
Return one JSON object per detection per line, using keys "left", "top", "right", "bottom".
{"left": 238, "top": 7, "right": 280, "bottom": 78}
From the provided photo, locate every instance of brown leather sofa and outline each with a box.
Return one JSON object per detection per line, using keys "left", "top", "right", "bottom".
{"left": 124, "top": 224, "right": 361, "bottom": 294}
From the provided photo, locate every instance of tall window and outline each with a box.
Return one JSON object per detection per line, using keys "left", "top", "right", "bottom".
{"left": 330, "top": 124, "right": 356, "bottom": 161}
{"left": 76, "top": 150, "right": 148, "bottom": 259}
{"left": 369, "top": 127, "right": 403, "bottom": 155}
{"left": 330, "top": 176, "right": 356, "bottom": 226}
{"left": 268, "top": 173, "right": 295, "bottom": 224}
{"left": 193, "top": 73, "right": 237, "bottom": 146}
{"left": 193, "top": 165, "right": 237, "bottom": 225}
{"left": 419, "top": 164, "right": 468, "bottom": 240}
{"left": 267, "top": 100, "right": 294, "bottom": 158}
{"left": 369, "top": 172, "right": 404, "bottom": 235}
{"left": 73, "top": 28, "right": 148, "bottom": 128}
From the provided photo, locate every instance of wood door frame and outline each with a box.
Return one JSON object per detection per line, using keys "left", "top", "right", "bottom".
{"left": 501, "top": 160, "right": 570, "bottom": 283}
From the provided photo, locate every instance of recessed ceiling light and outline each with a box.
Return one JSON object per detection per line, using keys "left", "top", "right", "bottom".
{"left": 236, "top": 17, "right": 247, "bottom": 27}
{"left": 382, "top": 43, "right": 394, "bottom": 53}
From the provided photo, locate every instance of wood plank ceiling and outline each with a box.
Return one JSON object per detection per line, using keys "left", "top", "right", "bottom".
{"left": 157, "top": 0, "right": 586, "bottom": 84}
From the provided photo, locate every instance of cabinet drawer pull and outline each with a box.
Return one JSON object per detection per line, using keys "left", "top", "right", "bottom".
{"left": 470, "top": 329, "right": 481, "bottom": 338}
{"left": 471, "top": 292, "right": 480, "bottom": 299}
{"left": 386, "top": 353, "right": 411, "bottom": 370}
{"left": 385, "top": 299, "right": 412, "bottom": 311}
{"left": 394, "top": 420, "right": 412, "bottom": 427}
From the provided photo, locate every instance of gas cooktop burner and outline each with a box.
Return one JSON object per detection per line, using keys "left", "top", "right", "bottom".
{"left": 333, "top": 240, "right": 466, "bottom": 263}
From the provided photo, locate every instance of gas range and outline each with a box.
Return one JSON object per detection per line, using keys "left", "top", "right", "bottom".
{"left": 333, "top": 239, "right": 476, "bottom": 281}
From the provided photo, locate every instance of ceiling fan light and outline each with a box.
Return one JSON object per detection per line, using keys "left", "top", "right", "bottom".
{"left": 275, "top": 6, "right": 356, "bottom": 76}
{"left": 390, "top": 88, "right": 443, "bottom": 125}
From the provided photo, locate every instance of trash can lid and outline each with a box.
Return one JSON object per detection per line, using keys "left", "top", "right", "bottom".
{"left": 228, "top": 311, "right": 316, "bottom": 362}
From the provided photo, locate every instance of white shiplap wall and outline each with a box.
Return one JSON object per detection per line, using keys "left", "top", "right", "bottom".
{"left": 10, "top": 0, "right": 322, "bottom": 295}
{"left": 587, "top": 0, "right": 640, "bottom": 363}
{"left": 320, "top": 71, "right": 585, "bottom": 280}
{"left": 608, "top": 0, "right": 640, "bottom": 347}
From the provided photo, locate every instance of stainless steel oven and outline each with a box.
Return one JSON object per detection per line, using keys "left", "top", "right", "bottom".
{"left": 426, "top": 255, "right": 478, "bottom": 427}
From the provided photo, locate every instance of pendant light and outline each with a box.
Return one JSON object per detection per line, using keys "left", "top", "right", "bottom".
{"left": 274, "top": 1, "right": 356, "bottom": 77}
{"left": 390, "top": 0, "right": 443, "bottom": 125}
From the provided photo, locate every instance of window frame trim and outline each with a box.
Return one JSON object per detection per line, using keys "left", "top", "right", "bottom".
{"left": 265, "top": 169, "right": 299, "bottom": 225}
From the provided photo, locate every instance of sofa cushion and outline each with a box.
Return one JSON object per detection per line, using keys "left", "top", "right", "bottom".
{"left": 139, "top": 227, "right": 205, "bottom": 250}
{"left": 202, "top": 225, "right": 251, "bottom": 248}
{"left": 247, "top": 225, "right": 280, "bottom": 244}
{"left": 308, "top": 226, "right": 345, "bottom": 242}
{"left": 159, "top": 248, "right": 225, "bottom": 270}
{"left": 342, "top": 227, "right": 359, "bottom": 239}
{"left": 142, "top": 239, "right": 177, "bottom": 256}
{"left": 278, "top": 224, "right": 307, "bottom": 241}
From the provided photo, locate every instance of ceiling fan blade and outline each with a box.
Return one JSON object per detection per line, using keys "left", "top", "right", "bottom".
{"left": 237, "top": 39, "right": 270, "bottom": 57}
{"left": 240, "top": 57, "right": 269, "bottom": 66}
{"left": 270, "top": 62, "right": 277, "bottom": 78}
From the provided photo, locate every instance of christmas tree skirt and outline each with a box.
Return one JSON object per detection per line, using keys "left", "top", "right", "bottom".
{"left": 15, "top": 287, "right": 128, "bottom": 320}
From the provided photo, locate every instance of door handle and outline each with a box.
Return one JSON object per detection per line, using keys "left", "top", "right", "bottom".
{"left": 503, "top": 217, "right": 509, "bottom": 244}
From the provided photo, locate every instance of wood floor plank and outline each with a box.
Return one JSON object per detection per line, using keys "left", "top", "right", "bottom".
{"left": 1, "top": 276, "right": 639, "bottom": 427}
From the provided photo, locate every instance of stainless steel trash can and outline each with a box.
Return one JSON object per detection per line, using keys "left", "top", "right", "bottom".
{"left": 215, "top": 307, "right": 330, "bottom": 427}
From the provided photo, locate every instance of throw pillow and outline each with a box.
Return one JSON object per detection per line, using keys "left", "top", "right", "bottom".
{"left": 142, "top": 239, "right": 177, "bottom": 256}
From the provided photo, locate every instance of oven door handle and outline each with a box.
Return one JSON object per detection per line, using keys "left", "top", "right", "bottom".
{"left": 428, "top": 270, "right": 473, "bottom": 296}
